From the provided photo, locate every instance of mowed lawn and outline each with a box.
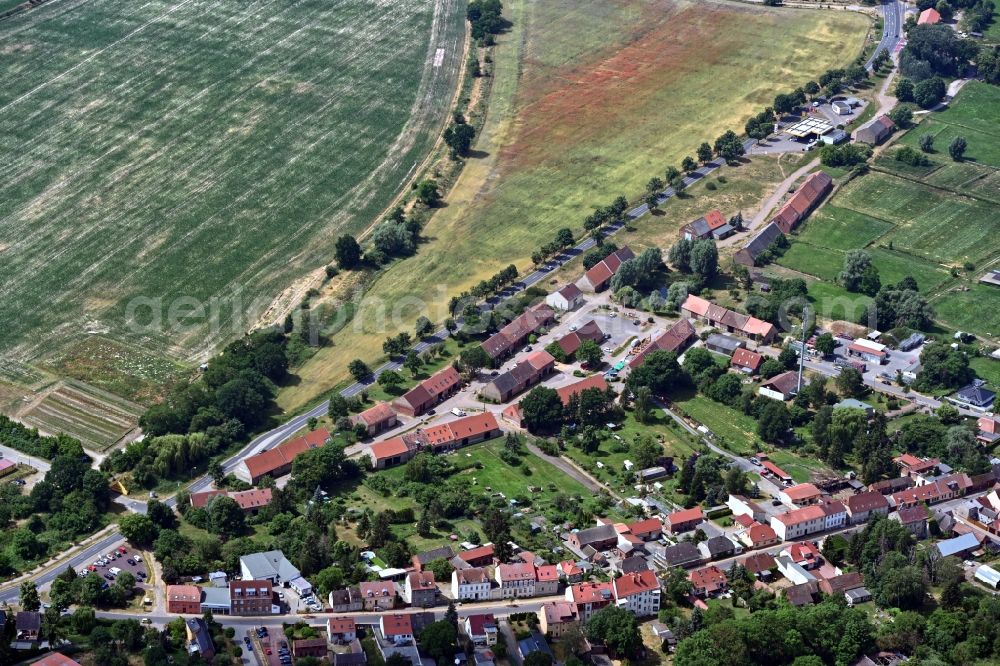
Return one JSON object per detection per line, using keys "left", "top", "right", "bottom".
{"left": 0, "top": 0, "right": 464, "bottom": 381}
{"left": 280, "top": 0, "right": 871, "bottom": 410}
{"left": 933, "top": 284, "right": 1000, "bottom": 339}
{"left": 674, "top": 394, "right": 761, "bottom": 455}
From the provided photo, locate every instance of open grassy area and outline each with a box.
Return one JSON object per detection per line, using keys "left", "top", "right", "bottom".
{"left": 932, "top": 283, "right": 1000, "bottom": 340}
{"left": 0, "top": 0, "right": 465, "bottom": 395}
{"left": 279, "top": 0, "right": 871, "bottom": 412}
{"left": 792, "top": 205, "right": 894, "bottom": 251}
{"left": 765, "top": 449, "right": 832, "bottom": 484}
{"left": 673, "top": 394, "right": 761, "bottom": 455}
{"left": 971, "top": 356, "right": 1000, "bottom": 389}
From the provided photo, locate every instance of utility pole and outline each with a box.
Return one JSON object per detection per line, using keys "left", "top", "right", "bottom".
{"left": 797, "top": 306, "right": 811, "bottom": 393}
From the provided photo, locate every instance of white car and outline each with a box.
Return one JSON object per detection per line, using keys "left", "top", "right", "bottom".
{"left": 109, "top": 567, "right": 121, "bottom": 576}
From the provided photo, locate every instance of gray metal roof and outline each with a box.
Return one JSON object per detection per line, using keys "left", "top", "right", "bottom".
{"left": 240, "top": 549, "right": 301, "bottom": 582}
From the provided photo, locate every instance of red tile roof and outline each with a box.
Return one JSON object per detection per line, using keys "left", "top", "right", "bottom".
{"left": 746, "top": 522, "right": 777, "bottom": 545}
{"left": 846, "top": 491, "right": 889, "bottom": 514}
{"left": 666, "top": 507, "right": 704, "bottom": 526}
{"left": 327, "top": 617, "right": 356, "bottom": 634}
{"left": 689, "top": 565, "right": 727, "bottom": 591}
{"left": 918, "top": 7, "right": 941, "bottom": 23}
{"left": 459, "top": 544, "right": 495, "bottom": 563}
{"left": 557, "top": 320, "right": 605, "bottom": 356}
{"left": 407, "top": 571, "right": 436, "bottom": 590}
{"left": 762, "top": 460, "right": 792, "bottom": 480}
{"left": 626, "top": 518, "right": 663, "bottom": 536}
{"left": 680, "top": 295, "right": 775, "bottom": 340}
{"left": 629, "top": 319, "right": 696, "bottom": 368}
{"left": 742, "top": 552, "right": 776, "bottom": 575}
{"left": 353, "top": 402, "right": 397, "bottom": 427}
{"left": 419, "top": 412, "right": 499, "bottom": 450}
{"left": 783, "top": 483, "right": 821, "bottom": 502}
{"left": 381, "top": 614, "right": 413, "bottom": 636}
{"left": 731, "top": 348, "right": 764, "bottom": 371}
{"left": 536, "top": 565, "right": 559, "bottom": 582}
{"left": 786, "top": 541, "right": 822, "bottom": 564}
{"left": 31, "top": 654, "right": 82, "bottom": 666}
{"left": 497, "top": 562, "right": 536, "bottom": 582}
{"left": 466, "top": 614, "right": 496, "bottom": 637}
{"left": 359, "top": 581, "right": 395, "bottom": 598}
{"left": 556, "top": 375, "right": 609, "bottom": 405}
{"left": 243, "top": 429, "right": 329, "bottom": 479}
{"left": 370, "top": 436, "right": 415, "bottom": 463}
{"left": 613, "top": 570, "right": 659, "bottom": 597}
{"left": 524, "top": 350, "right": 556, "bottom": 371}
{"left": 167, "top": 584, "right": 201, "bottom": 603}
{"left": 774, "top": 505, "right": 825, "bottom": 526}
{"left": 455, "top": 568, "right": 490, "bottom": 584}
{"left": 395, "top": 366, "right": 462, "bottom": 412}
{"left": 567, "top": 582, "right": 614, "bottom": 604}
{"left": 583, "top": 247, "right": 636, "bottom": 289}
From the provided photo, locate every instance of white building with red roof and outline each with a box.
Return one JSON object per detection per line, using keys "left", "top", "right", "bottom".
{"left": 689, "top": 566, "right": 728, "bottom": 597}
{"left": 495, "top": 562, "right": 536, "bottom": 598}
{"left": 451, "top": 567, "right": 491, "bottom": 601}
{"left": 665, "top": 507, "right": 704, "bottom": 534}
{"left": 612, "top": 570, "right": 661, "bottom": 617}
{"left": 535, "top": 564, "right": 560, "bottom": 596}
{"left": 565, "top": 582, "right": 613, "bottom": 621}
{"left": 778, "top": 483, "right": 822, "bottom": 507}
{"left": 349, "top": 402, "right": 398, "bottom": 437}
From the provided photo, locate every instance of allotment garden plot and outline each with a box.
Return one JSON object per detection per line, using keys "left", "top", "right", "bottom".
{"left": 0, "top": 0, "right": 464, "bottom": 389}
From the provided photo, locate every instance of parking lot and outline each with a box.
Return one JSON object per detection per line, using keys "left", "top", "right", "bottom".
{"left": 79, "top": 543, "right": 150, "bottom": 586}
{"left": 247, "top": 624, "right": 293, "bottom": 666}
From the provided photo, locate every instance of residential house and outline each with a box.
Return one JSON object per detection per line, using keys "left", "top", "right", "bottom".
{"left": 403, "top": 571, "right": 437, "bottom": 608}
{"left": 31, "top": 654, "right": 82, "bottom": 666}
{"left": 546, "top": 284, "right": 584, "bottom": 311}
{"left": 569, "top": 523, "right": 619, "bottom": 552}
{"left": 481, "top": 351, "right": 556, "bottom": 402}
{"left": 699, "top": 535, "right": 738, "bottom": 560}
{"left": 918, "top": 7, "right": 941, "bottom": 23}
{"left": 557, "top": 560, "right": 589, "bottom": 583}
{"left": 417, "top": 412, "right": 502, "bottom": 453}
{"left": 565, "top": 582, "right": 614, "bottom": 622}
{"left": 15, "top": 611, "right": 41, "bottom": 645}
{"left": 728, "top": 495, "right": 767, "bottom": 522}
{"left": 952, "top": 380, "right": 996, "bottom": 411}
{"left": 978, "top": 417, "right": 1000, "bottom": 445}
{"left": 681, "top": 209, "right": 734, "bottom": 241}
{"left": 779, "top": 483, "right": 822, "bottom": 506}
{"left": 464, "top": 614, "right": 498, "bottom": 647}
{"left": 869, "top": 476, "right": 914, "bottom": 496}
{"left": 186, "top": 618, "right": 216, "bottom": 662}
{"left": 503, "top": 374, "right": 610, "bottom": 426}
{"left": 819, "top": 572, "right": 865, "bottom": 598}
{"left": 770, "top": 171, "right": 833, "bottom": 234}
{"left": 166, "top": 584, "right": 202, "bottom": 614}
{"left": 535, "top": 565, "right": 560, "bottom": 596}
{"left": 731, "top": 348, "right": 764, "bottom": 374}
{"left": 689, "top": 566, "right": 728, "bottom": 597}
{"left": 458, "top": 544, "right": 496, "bottom": 568}
{"left": 740, "top": 522, "right": 779, "bottom": 550}
{"left": 379, "top": 614, "right": 415, "bottom": 642}
{"left": 845, "top": 491, "right": 890, "bottom": 524}
{"left": 189, "top": 488, "right": 273, "bottom": 515}
{"left": 539, "top": 602, "right": 579, "bottom": 639}
{"left": 892, "top": 505, "right": 928, "bottom": 538}
{"left": 358, "top": 581, "right": 396, "bottom": 611}
{"left": 681, "top": 295, "right": 777, "bottom": 343}
{"left": 239, "top": 550, "right": 310, "bottom": 593}
{"left": 556, "top": 320, "right": 605, "bottom": 359}
{"left": 759, "top": 371, "right": 800, "bottom": 402}
{"left": 369, "top": 434, "right": 420, "bottom": 470}
{"left": 845, "top": 587, "right": 873, "bottom": 606}
{"left": 628, "top": 318, "right": 697, "bottom": 369}
{"left": 783, "top": 581, "right": 820, "bottom": 607}
{"left": 894, "top": 453, "right": 941, "bottom": 478}
{"left": 237, "top": 429, "right": 329, "bottom": 483}
{"left": 350, "top": 403, "right": 398, "bottom": 437}
{"left": 776, "top": 556, "right": 818, "bottom": 586}
{"left": 230, "top": 580, "right": 275, "bottom": 616}
{"left": 626, "top": 518, "right": 663, "bottom": 541}
{"left": 734, "top": 222, "right": 783, "bottom": 267}
{"left": 612, "top": 570, "right": 661, "bottom": 617}
{"left": 742, "top": 552, "right": 777, "bottom": 580}
{"left": 891, "top": 472, "right": 972, "bottom": 508}
{"left": 327, "top": 617, "right": 358, "bottom": 644}
{"left": 771, "top": 505, "right": 826, "bottom": 541}
{"left": 481, "top": 303, "right": 556, "bottom": 362}
{"left": 392, "top": 366, "right": 463, "bottom": 417}
{"left": 856, "top": 116, "right": 895, "bottom": 146}
{"left": 578, "top": 247, "right": 636, "bottom": 292}
{"left": 835, "top": 399, "right": 875, "bottom": 417}
{"left": 412, "top": 546, "right": 454, "bottom": 572}
{"left": 656, "top": 542, "right": 704, "bottom": 569}
{"left": 293, "top": 638, "right": 328, "bottom": 659}
{"left": 452, "top": 568, "right": 492, "bottom": 601}
{"left": 496, "top": 563, "right": 536, "bottom": 598}
{"left": 665, "top": 507, "right": 704, "bottom": 534}
{"left": 517, "top": 632, "right": 554, "bottom": 663}
{"left": 783, "top": 542, "right": 823, "bottom": 569}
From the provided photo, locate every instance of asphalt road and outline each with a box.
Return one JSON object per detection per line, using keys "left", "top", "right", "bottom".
{"left": 865, "top": 0, "right": 904, "bottom": 70}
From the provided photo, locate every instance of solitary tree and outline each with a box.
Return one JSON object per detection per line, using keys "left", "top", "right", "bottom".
{"left": 918, "top": 134, "right": 934, "bottom": 152}
{"left": 948, "top": 136, "right": 967, "bottom": 161}
{"left": 415, "top": 180, "right": 441, "bottom": 206}
{"left": 334, "top": 235, "right": 363, "bottom": 269}
{"left": 348, "top": 359, "right": 371, "bottom": 382}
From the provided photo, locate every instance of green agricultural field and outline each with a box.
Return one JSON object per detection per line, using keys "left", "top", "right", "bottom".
{"left": 835, "top": 172, "right": 998, "bottom": 266}
{"left": 806, "top": 281, "right": 872, "bottom": 325}
{"left": 933, "top": 284, "right": 1000, "bottom": 340}
{"left": 280, "top": 0, "right": 871, "bottom": 411}
{"left": 778, "top": 237, "right": 947, "bottom": 291}
{"left": 0, "top": 0, "right": 465, "bottom": 390}
{"left": 971, "top": 356, "right": 1000, "bottom": 390}
{"left": 777, "top": 243, "right": 844, "bottom": 281}
{"left": 794, "top": 205, "right": 894, "bottom": 251}
{"left": 898, "top": 120, "right": 1000, "bottom": 169}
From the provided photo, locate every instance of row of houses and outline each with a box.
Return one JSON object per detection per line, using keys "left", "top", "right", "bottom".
{"left": 627, "top": 318, "right": 696, "bottom": 369}
{"left": 481, "top": 303, "right": 556, "bottom": 363}
{"left": 770, "top": 171, "right": 833, "bottom": 234}
{"left": 501, "top": 374, "right": 610, "bottom": 427}
{"left": 237, "top": 429, "right": 330, "bottom": 484}
{"left": 481, "top": 350, "right": 556, "bottom": 402}
{"left": 369, "top": 411, "right": 502, "bottom": 469}
{"left": 578, "top": 247, "right": 636, "bottom": 293}
{"left": 680, "top": 294, "right": 777, "bottom": 344}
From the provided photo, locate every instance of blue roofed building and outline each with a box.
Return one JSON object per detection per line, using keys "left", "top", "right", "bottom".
{"left": 952, "top": 380, "right": 996, "bottom": 410}
{"left": 517, "top": 631, "right": 553, "bottom": 662}
{"left": 936, "top": 532, "right": 981, "bottom": 558}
